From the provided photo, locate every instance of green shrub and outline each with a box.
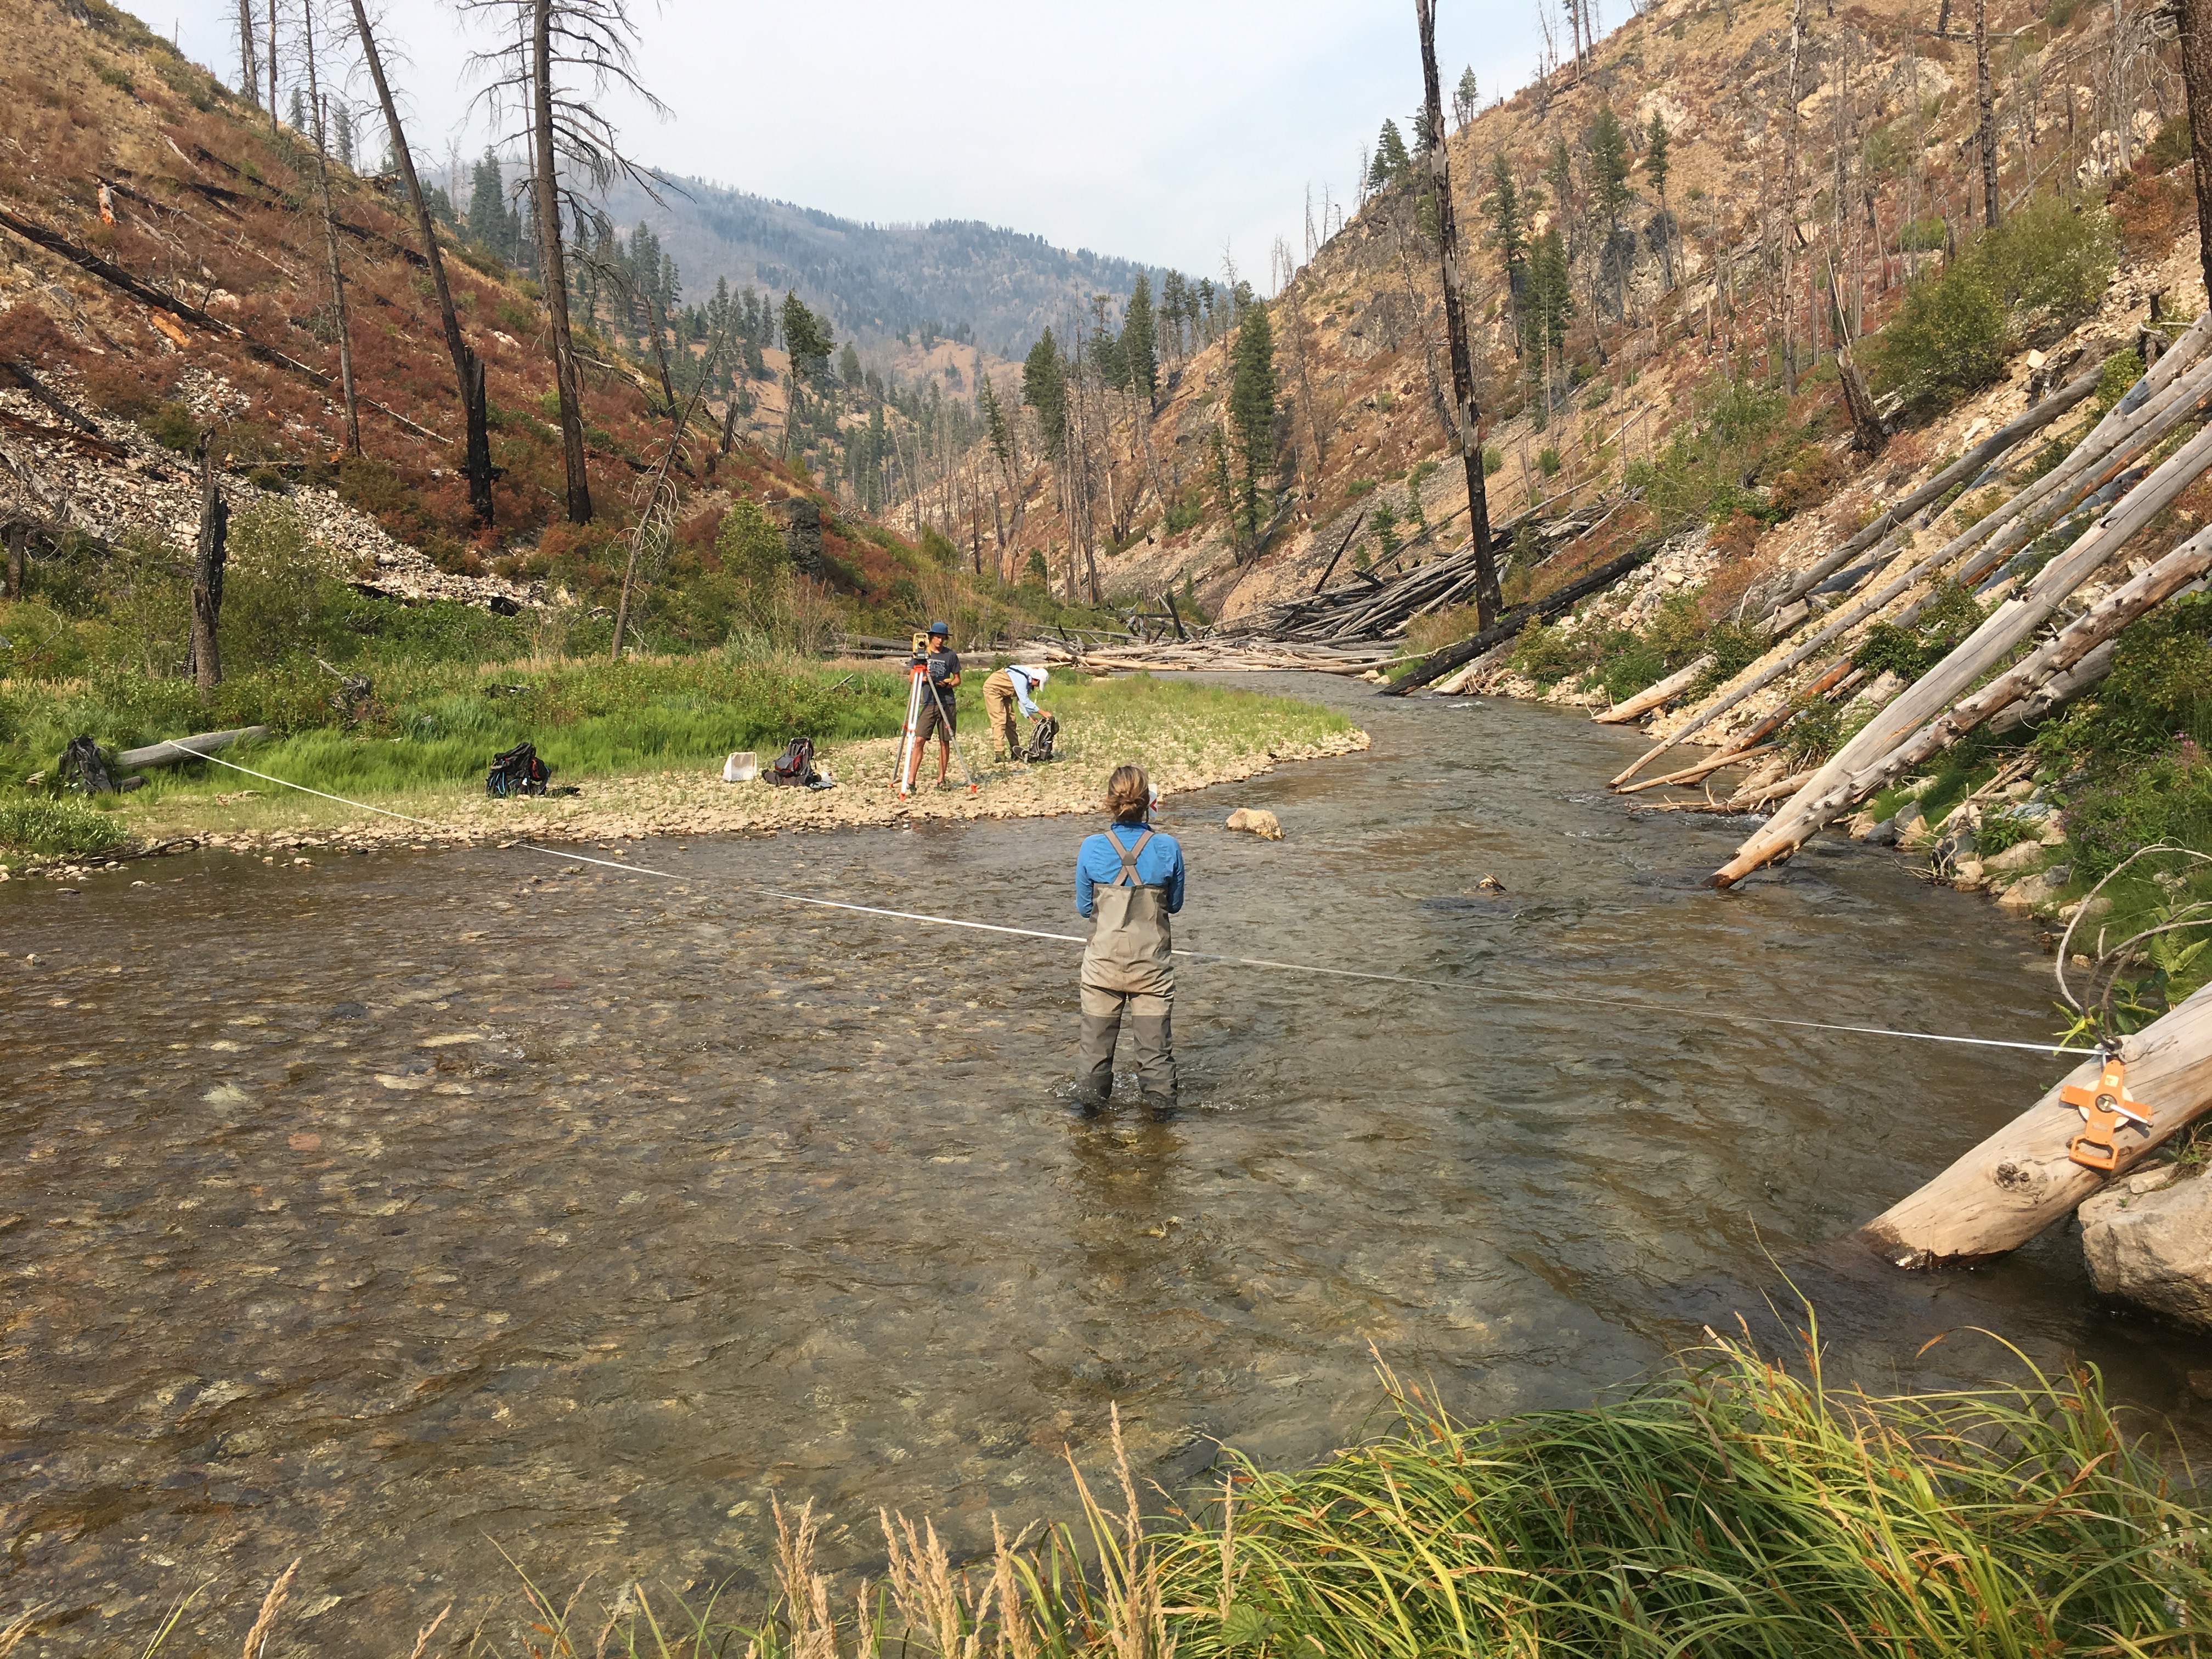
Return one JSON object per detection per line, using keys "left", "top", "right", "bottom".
{"left": 136, "top": 401, "right": 198, "bottom": 452}
{"left": 1871, "top": 263, "right": 2007, "bottom": 407}
{"left": 1508, "top": 619, "right": 1590, "bottom": 687}
{"left": 1482, "top": 445, "right": 1504, "bottom": 476}
{"left": 2092, "top": 347, "right": 2145, "bottom": 416}
{"left": 1898, "top": 216, "right": 1949, "bottom": 252}
{"left": 2064, "top": 757, "right": 2212, "bottom": 878}
{"left": 1537, "top": 447, "right": 1562, "bottom": 476}
{"left": 1976, "top": 809, "right": 2044, "bottom": 856}
{"left": 1164, "top": 485, "right": 1206, "bottom": 535}
{"left": 0, "top": 601, "right": 88, "bottom": 680}
{"left": 1874, "top": 199, "right": 2115, "bottom": 411}
{"left": 0, "top": 797, "right": 127, "bottom": 857}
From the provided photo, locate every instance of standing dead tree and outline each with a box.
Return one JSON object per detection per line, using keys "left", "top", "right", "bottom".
{"left": 2183, "top": 0, "right": 2212, "bottom": 301}
{"left": 1416, "top": 0, "right": 1501, "bottom": 629}
{"left": 461, "top": 0, "right": 667, "bottom": 524}
{"left": 348, "top": 0, "right": 497, "bottom": 522}
{"left": 189, "top": 436, "right": 230, "bottom": 692}
{"left": 298, "top": 0, "right": 360, "bottom": 457}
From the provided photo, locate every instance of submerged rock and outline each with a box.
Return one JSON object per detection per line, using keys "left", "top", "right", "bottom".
{"left": 2079, "top": 1167, "right": 2212, "bottom": 1328}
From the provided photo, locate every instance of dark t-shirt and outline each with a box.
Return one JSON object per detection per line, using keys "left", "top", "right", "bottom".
{"left": 926, "top": 647, "right": 961, "bottom": 704}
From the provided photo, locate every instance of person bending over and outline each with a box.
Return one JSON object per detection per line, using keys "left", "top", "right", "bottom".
{"left": 1075, "top": 764, "right": 1185, "bottom": 1116}
{"left": 905, "top": 620, "right": 961, "bottom": 791}
{"left": 982, "top": 663, "right": 1052, "bottom": 761}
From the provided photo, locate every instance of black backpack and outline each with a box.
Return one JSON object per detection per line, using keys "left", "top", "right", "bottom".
{"left": 1022, "top": 714, "right": 1059, "bottom": 763}
{"left": 768, "top": 736, "right": 817, "bottom": 786}
{"left": 487, "top": 741, "right": 550, "bottom": 797}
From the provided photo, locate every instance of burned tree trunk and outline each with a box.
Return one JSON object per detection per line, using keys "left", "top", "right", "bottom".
{"left": 349, "top": 0, "right": 496, "bottom": 523}
{"left": 300, "top": 8, "right": 360, "bottom": 458}
{"left": 529, "top": 0, "right": 592, "bottom": 524}
{"left": 189, "top": 439, "right": 230, "bottom": 692}
{"left": 1837, "top": 345, "right": 1887, "bottom": 453}
{"left": 2183, "top": 0, "right": 2212, "bottom": 303}
{"left": 1417, "top": 0, "right": 1500, "bottom": 629}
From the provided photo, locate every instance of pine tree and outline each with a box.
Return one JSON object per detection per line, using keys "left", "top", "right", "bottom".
{"left": 333, "top": 103, "right": 355, "bottom": 169}
{"left": 466, "top": 149, "right": 509, "bottom": 258}
{"left": 978, "top": 371, "right": 1011, "bottom": 467}
{"left": 1160, "top": 270, "right": 1188, "bottom": 360}
{"left": 1022, "top": 328, "right": 1066, "bottom": 461}
{"left": 1487, "top": 155, "right": 1527, "bottom": 274}
{"left": 1227, "top": 299, "right": 1277, "bottom": 551}
{"left": 1453, "top": 66, "right": 1479, "bottom": 129}
{"left": 838, "top": 342, "right": 861, "bottom": 386}
{"left": 1645, "top": 112, "right": 1674, "bottom": 283}
{"left": 290, "top": 87, "right": 307, "bottom": 134}
{"left": 781, "top": 291, "right": 832, "bottom": 379}
{"left": 1121, "top": 273, "right": 1158, "bottom": 404}
{"left": 1369, "top": 119, "right": 1413, "bottom": 189}
{"left": 1544, "top": 137, "right": 1575, "bottom": 215}
{"left": 1587, "top": 105, "right": 1633, "bottom": 233}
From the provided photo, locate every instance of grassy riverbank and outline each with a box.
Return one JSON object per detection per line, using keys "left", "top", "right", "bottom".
{"left": 149, "top": 1324, "right": 2210, "bottom": 1658}
{"left": 0, "top": 659, "right": 1363, "bottom": 862}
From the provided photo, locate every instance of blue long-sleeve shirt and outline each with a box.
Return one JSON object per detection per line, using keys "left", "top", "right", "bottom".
{"left": 1076, "top": 824, "right": 1185, "bottom": 918}
{"left": 1007, "top": 665, "right": 1045, "bottom": 718}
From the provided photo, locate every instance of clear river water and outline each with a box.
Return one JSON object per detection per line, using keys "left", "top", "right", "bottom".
{"left": 5, "top": 675, "right": 2208, "bottom": 1655}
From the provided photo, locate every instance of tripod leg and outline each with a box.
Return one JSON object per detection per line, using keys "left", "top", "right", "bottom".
{"left": 924, "top": 676, "right": 980, "bottom": 795}
{"left": 895, "top": 668, "right": 927, "bottom": 797}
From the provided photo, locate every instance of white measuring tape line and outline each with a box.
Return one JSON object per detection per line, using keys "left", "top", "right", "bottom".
{"left": 153, "top": 742, "right": 2101, "bottom": 1059}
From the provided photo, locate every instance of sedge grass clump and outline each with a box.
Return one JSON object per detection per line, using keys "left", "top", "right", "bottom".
{"left": 0, "top": 796, "right": 127, "bottom": 856}
{"left": 1152, "top": 1327, "right": 2212, "bottom": 1659}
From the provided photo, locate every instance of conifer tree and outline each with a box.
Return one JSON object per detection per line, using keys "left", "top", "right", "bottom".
{"left": 1022, "top": 328, "right": 1066, "bottom": 461}
{"left": 1645, "top": 112, "right": 1673, "bottom": 283}
{"left": 838, "top": 342, "right": 861, "bottom": 386}
{"left": 1369, "top": 119, "right": 1413, "bottom": 189}
{"left": 1226, "top": 299, "right": 1276, "bottom": 551}
{"left": 1454, "top": 66, "right": 1479, "bottom": 129}
{"left": 467, "top": 149, "right": 511, "bottom": 261}
{"left": 1587, "top": 105, "right": 1634, "bottom": 311}
{"left": 1160, "top": 270, "right": 1188, "bottom": 362}
{"left": 1487, "top": 155, "right": 1526, "bottom": 274}
{"left": 1121, "top": 273, "right": 1158, "bottom": 404}
{"left": 333, "top": 101, "right": 355, "bottom": 169}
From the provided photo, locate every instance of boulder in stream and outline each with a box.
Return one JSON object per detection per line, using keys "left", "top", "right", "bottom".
{"left": 2079, "top": 1166, "right": 2212, "bottom": 1328}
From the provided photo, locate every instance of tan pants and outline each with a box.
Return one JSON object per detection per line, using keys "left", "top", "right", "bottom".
{"left": 983, "top": 674, "right": 1023, "bottom": 759}
{"left": 1078, "top": 984, "right": 1176, "bottom": 1109}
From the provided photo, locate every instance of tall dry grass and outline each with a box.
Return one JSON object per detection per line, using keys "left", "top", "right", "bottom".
{"left": 105, "top": 1323, "right": 2212, "bottom": 1658}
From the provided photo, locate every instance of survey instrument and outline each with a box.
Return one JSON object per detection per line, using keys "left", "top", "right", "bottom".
{"left": 893, "top": 632, "right": 979, "bottom": 800}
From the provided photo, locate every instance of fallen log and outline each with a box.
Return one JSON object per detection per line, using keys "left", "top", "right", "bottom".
{"left": 1613, "top": 345, "right": 2212, "bottom": 787}
{"left": 1839, "top": 528, "right": 2212, "bottom": 804}
{"left": 119, "top": 725, "right": 268, "bottom": 769}
{"left": 1714, "top": 413, "right": 2212, "bottom": 886}
{"left": 1857, "top": 982, "right": 2212, "bottom": 1267}
{"left": 1384, "top": 543, "right": 1662, "bottom": 695}
{"left": 1616, "top": 742, "right": 1779, "bottom": 794}
{"left": 1752, "top": 353, "right": 2115, "bottom": 622}
{"left": 0, "top": 201, "right": 447, "bottom": 445}
{"left": 1594, "top": 654, "right": 1714, "bottom": 724}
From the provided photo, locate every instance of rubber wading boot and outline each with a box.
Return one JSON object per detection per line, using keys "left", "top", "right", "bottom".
{"left": 1142, "top": 1094, "right": 1176, "bottom": 1120}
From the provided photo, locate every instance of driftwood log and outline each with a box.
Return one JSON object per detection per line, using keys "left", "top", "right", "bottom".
{"left": 1857, "top": 984, "right": 2212, "bottom": 1266}
{"left": 119, "top": 726, "right": 268, "bottom": 769}
{"left": 1594, "top": 653, "right": 1714, "bottom": 724}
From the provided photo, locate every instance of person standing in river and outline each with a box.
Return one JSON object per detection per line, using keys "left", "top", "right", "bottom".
{"left": 1075, "top": 764, "right": 1184, "bottom": 1116}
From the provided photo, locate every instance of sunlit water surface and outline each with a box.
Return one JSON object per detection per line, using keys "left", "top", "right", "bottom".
{"left": 5, "top": 676, "right": 2205, "bottom": 1654}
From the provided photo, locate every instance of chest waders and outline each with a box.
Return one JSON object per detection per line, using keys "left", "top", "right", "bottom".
{"left": 1077, "top": 828, "right": 1178, "bottom": 1114}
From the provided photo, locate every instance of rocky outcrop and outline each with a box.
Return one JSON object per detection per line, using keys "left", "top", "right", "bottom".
{"left": 2079, "top": 1166, "right": 2212, "bottom": 1328}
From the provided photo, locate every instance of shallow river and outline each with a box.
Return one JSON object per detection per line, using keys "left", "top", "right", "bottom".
{"left": 5, "top": 676, "right": 2207, "bottom": 1654}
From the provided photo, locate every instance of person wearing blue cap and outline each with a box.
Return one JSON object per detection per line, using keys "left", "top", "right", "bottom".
{"left": 905, "top": 622, "right": 962, "bottom": 791}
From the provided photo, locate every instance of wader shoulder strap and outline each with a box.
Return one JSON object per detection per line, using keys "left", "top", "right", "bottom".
{"left": 1110, "top": 827, "right": 1154, "bottom": 886}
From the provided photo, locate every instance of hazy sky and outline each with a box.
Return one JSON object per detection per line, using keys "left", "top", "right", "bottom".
{"left": 158, "top": 1, "right": 1551, "bottom": 284}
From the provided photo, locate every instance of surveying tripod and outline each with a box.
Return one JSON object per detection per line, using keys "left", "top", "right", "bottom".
{"left": 893, "top": 632, "right": 979, "bottom": 800}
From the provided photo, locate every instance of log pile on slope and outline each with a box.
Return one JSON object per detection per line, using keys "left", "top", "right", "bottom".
{"left": 1255, "top": 506, "right": 1607, "bottom": 646}
{"left": 1566, "top": 309, "right": 2212, "bottom": 878}
{"left": 1017, "top": 635, "right": 1409, "bottom": 675}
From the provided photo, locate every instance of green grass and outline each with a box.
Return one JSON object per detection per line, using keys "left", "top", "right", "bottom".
{"left": 148, "top": 1320, "right": 2212, "bottom": 1658}
{"left": 0, "top": 797, "right": 127, "bottom": 857}
{"left": 0, "top": 657, "right": 1354, "bottom": 845}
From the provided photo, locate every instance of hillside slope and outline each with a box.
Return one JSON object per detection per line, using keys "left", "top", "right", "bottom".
{"left": 941, "top": 0, "right": 2205, "bottom": 639}
{"left": 600, "top": 174, "right": 1161, "bottom": 362}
